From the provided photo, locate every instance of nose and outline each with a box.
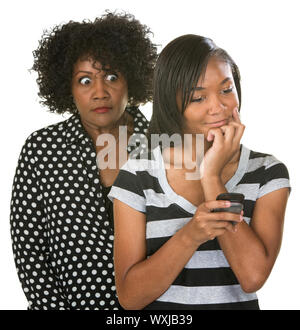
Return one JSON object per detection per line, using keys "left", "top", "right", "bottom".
{"left": 92, "top": 77, "right": 109, "bottom": 100}
{"left": 207, "top": 95, "right": 226, "bottom": 115}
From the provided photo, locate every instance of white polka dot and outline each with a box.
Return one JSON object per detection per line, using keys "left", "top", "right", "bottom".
{"left": 10, "top": 110, "right": 148, "bottom": 309}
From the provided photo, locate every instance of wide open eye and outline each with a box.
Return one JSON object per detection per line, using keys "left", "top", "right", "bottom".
{"left": 105, "top": 73, "right": 118, "bottom": 82}
{"left": 79, "top": 77, "right": 92, "bottom": 85}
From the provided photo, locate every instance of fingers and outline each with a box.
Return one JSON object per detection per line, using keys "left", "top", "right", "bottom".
{"left": 219, "top": 124, "right": 236, "bottom": 142}
{"left": 207, "top": 120, "right": 244, "bottom": 146}
{"left": 211, "top": 220, "right": 237, "bottom": 233}
{"left": 218, "top": 119, "right": 245, "bottom": 146}
{"left": 231, "top": 108, "right": 245, "bottom": 142}
{"left": 232, "top": 107, "right": 241, "bottom": 124}
{"left": 208, "top": 211, "right": 242, "bottom": 224}
{"left": 197, "top": 201, "right": 243, "bottom": 219}
{"left": 207, "top": 128, "right": 224, "bottom": 143}
{"left": 233, "top": 122, "right": 245, "bottom": 145}
{"left": 192, "top": 201, "right": 243, "bottom": 242}
{"left": 200, "top": 200, "right": 232, "bottom": 211}
{"left": 197, "top": 200, "right": 243, "bottom": 229}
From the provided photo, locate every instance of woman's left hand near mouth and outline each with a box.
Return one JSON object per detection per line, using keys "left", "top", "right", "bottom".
{"left": 200, "top": 108, "right": 245, "bottom": 179}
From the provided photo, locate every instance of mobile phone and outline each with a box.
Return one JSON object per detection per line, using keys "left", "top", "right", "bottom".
{"left": 211, "top": 193, "right": 244, "bottom": 224}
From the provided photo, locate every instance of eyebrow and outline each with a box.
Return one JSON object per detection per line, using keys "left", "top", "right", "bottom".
{"left": 193, "top": 77, "right": 232, "bottom": 91}
{"left": 73, "top": 70, "right": 93, "bottom": 76}
{"left": 73, "top": 68, "right": 116, "bottom": 77}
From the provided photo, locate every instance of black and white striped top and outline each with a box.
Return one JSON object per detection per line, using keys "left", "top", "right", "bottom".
{"left": 108, "top": 144, "right": 291, "bottom": 310}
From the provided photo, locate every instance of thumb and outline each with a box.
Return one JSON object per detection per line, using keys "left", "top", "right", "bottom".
{"left": 207, "top": 130, "right": 215, "bottom": 142}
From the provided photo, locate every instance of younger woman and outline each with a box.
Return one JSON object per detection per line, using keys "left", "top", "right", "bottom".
{"left": 108, "top": 35, "right": 291, "bottom": 310}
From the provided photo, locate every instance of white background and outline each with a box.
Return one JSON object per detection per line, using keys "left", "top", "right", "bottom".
{"left": 1, "top": 0, "right": 299, "bottom": 310}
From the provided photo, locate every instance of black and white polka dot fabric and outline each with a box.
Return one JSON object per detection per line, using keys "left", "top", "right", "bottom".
{"left": 10, "top": 106, "right": 149, "bottom": 310}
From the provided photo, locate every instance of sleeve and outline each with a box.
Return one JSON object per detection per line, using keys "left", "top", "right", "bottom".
{"left": 108, "top": 159, "right": 146, "bottom": 213}
{"left": 258, "top": 160, "right": 291, "bottom": 199}
{"left": 10, "top": 135, "right": 70, "bottom": 310}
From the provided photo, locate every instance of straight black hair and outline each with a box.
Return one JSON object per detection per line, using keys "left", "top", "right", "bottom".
{"left": 147, "top": 34, "right": 241, "bottom": 146}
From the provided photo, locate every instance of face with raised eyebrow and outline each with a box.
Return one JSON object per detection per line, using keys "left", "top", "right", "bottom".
{"left": 71, "top": 57, "right": 129, "bottom": 138}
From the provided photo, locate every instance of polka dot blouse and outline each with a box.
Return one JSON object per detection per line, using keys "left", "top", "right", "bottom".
{"left": 10, "top": 106, "right": 149, "bottom": 310}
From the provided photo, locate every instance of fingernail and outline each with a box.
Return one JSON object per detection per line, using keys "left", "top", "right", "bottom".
{"left": 224, "top": 201, "right": 231, "bottom": 207}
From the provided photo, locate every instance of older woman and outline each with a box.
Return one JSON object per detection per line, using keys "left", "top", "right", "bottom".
{"left": 10, "top": 11, "right": 157, "bottom": 310}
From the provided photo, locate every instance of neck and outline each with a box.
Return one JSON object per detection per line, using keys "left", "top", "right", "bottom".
{"left": 81, "top": 112, "right": 129, "bottom": 146}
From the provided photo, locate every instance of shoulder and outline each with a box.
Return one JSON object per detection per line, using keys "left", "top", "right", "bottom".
{"left": 122, "top": 146, "right": 160, "bottom": 175}
{"left": 113, "top": 147, "right": 161, "bottom": 194}
{"left": 244, "top": 146, "right": 290, "bottom": 196}
{"left": 24, "top": 115, "right": 73, "bottom": 147}
{"left": 246, "top": 146, "right": 289, "bottom": 175}
{"left": 18, "top": 116, "right": 74, "bottom": 165}
{"left": 109, "top": 147, "right": 162, "bottom": 212}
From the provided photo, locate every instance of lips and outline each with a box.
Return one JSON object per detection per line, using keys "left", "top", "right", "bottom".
{"left": 205, "top": 118, "right": 229, "bottom": 127}
{"left": 92, "top": 107, "right": 111, "bottom": 113}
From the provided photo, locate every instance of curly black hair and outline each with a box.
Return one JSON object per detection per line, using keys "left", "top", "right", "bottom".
{"left": 32, "top": 11, "right": 158, "bottom": 114}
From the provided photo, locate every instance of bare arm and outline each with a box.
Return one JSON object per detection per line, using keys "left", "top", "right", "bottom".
{"left": 113, "top": 198, "right": 240, "bottom": 310}
{"left": 199, "top": 107, "right": 290, "bottom": 293}
{"left": 201, "top": 176, "right": 289, "bottom": 293}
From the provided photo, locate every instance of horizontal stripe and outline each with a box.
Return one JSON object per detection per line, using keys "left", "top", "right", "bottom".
{"left": 116, "top": 168, "right": 166, "bottom": 195}
{"left": 265, "top": 160, "right": 282, "bottom": 170}
{"left": 146, "top": 204, "right": 193, "bottom": 221}
{"left": 247, "top": 156, "right": 277, "bottom": 172}
{"left": 146, "top": 216, "right": 251, "bottom": 240}
{"left": 240, "top": 161, "right": 289, "bottom": 187}
{"left": 138, "top": 171, "right": 164, "bottom": 193}
{"left": 184, "top": 250, "right": 230, "bottom": 269}
{"left": 113, "top": 169, "right": 145, "bottom": 197}
{"left": 230, "top": 183, "right": 259, "bottom": 201}
{"left": 258, "top": 178, "right": 291, "bottom": 198}
{"left": 156, "top": 284, "right": 257, "bottom": 305}
{"left": 146, "top": 236, "right": 221, "bottom": 256}
{"left": 144, "top": 189, "right": 174, "bottom": 209}
{"left": 249, "top": 150, "right": 271, "bottom": 159}
{"left": 239, "top": 167, "right": 265, "bottom": 185}
{"left": 146, "top": 217, "right": 191, "bottom": 239}
{"left": 264, "top": 162, "right": 289, "bottom": 180}
{"left": 108, "top": 186, "right": 146, "bottom": 213}
{"left": 108, "top": 143, "right": 290, "bottom": 309}
{"left": 144, "top": 299, "right": 259, "bottom": 310}
{"left": 173, "top": 267, "right": 239, "bottom": 287}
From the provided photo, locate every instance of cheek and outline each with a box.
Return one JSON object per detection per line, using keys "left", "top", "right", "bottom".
{"left": 184, "top": 105, "right": 206, "bottom": 123}
{"left": 228, "top": 91, "right": 239, "bottom": 107}
{"left": 72, "top": 89, "right": 89, "bottom": 110}
{"left": 115, "top": 86, "right": 128, "bottom": 107}
{"left": 121, "top": 90, "right": 129, "bottom": 104}
{"left": 231, "top": 97, "right": 239, "bottom": 108}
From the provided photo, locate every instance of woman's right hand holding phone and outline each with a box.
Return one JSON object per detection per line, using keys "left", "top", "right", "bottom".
{"left": 185, "top": 200, "right": 243, "bottom": 246}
